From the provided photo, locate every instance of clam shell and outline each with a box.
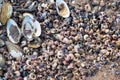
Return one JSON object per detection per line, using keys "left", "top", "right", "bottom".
{"left": 33, "top": 20, "right": 41, "bottom": 37}
{"left": 0, "top": 54, "right": 5, "bottom": 67}
{"left": 22, "top": 16, "right": 34, "bottom": 41}
{"left": 22, "top": 13, "right": 41, "bottom": 41}
{"left": 0, "top": 2, "right": 13, "bottom": 25}
{"left": 7, "top": 19, "right": 21, "bottom": 44}
{"left": 6, "top": 41, "right": 23, "bottom": 58}
{"left": 56, "top": 0, "right": 70, "bottom": 18}
{"left": 23, "top": 13, "right": 34, "bottom": 19}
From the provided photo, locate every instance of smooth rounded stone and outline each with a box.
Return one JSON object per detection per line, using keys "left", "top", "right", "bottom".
{"left": 6, "top": 41, "right": 23, "bottom": 58}
{"left": 0, "top": 54, "right": 5, "bottom": 67}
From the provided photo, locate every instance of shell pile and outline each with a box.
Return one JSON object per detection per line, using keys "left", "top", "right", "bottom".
{"left": 0, "top": 0, "right": 119, "bottom": 80}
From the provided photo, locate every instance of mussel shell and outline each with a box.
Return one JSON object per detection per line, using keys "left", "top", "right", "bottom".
{"left": 56, "top": 0, "right": 70, "bottom": 18}
{"left": 7, "top": 19, "right": 21, "bottom": 44}
{"left": 0, "top": 54, "right": 5, "bottom": 67}
{"left": 0, "top": 2, "right": 13, "bottom": 25}
{"left": 6, "top": 41, "right": 23, "bottom": 58}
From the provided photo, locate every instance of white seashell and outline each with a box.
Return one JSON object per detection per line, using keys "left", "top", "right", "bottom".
{"left": 22, "top": 16, "right": 34, "bottom": 41}
{"left": 33, "top": 20, "right": 41, "bottom": 37}
{"left": 7, "top": 19, "right": 21, "bottom": 44}
{"left": 23, "top": 13, "right": 34, "bottom": 19}
{"left": 6, "top": 41, "right": 23, "bottom": 58}
{"left": 56, "top": 0, "right": 70, "bottom": 18}
{"left": 22, "top": 13, "right": 41, "bottom": 41}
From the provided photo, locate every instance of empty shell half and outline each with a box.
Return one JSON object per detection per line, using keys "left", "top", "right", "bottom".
{"left": 22, "top": 13, "right": 41, "bottom": 41}
{"left": 0, "top": 2, "right": 13, "bottom": 25}
{"left": 6, "top": 41, "right": 23, "bottom": 58}
{"left": 7, "top": 19, "right": 21, "bottom": 44}
{"left": 56, "top": 0, "right": 70, "bottom": 18}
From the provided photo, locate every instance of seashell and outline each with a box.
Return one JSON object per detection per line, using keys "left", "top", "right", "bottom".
{"left": 85, "top": 3, "right": 91, "bottom": 12}
{"left": 6, "top": 41, "right": 23, "bottom": 58}
{"left": 56, "top": 0, "right": 70, "bottom": 18}
{"left": 0, "top": 2, "right": 13, "bottom": 25}
{"left": 24, "top": 0, "right": 32, "bottom": 8}
{"left": 22, "top": 13, "right": 41, "bottom": 41}
{"left": 28, "top": 39, "right": 42, "bottom": 48}
{"left": 0, "top": 54, "right": 5, "bottom": 67}
{"left": 28, "top": 1, "right": 38, "bottom": 10}
{"left": 7, "top": 19, "right": 21, "bottom": 44}
{"left": 57, "top": 50, "right": 64, "bottom": 59}
{"left": 29, "top": 73, "right": 36, "bottom": 80}
{"left": 23, "top": 13, "right": 34, "bottom": 19}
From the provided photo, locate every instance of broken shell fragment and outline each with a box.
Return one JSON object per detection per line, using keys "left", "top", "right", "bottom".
{"left": 0, "top": 2, "right": 13, "bottom": 25}
{"left": 28, "top": 39, "right": 42, "bottom": 48}
{"left": 22, "top": 13, "right": 41, "bottom": 41}
{"left": 56, "top": 0, "right": 70, "bottom": 18}
{"left": 0, "top": 54, "right": 5, "bottom": 67}
{"left": 7, "top": 19, "right": 21, "bottom": 44}
{"left": 23, "top": 13, "right": 34, "bottom": 19}
{"left": 6, "top": 41, "right": 23, "bottom": 58}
